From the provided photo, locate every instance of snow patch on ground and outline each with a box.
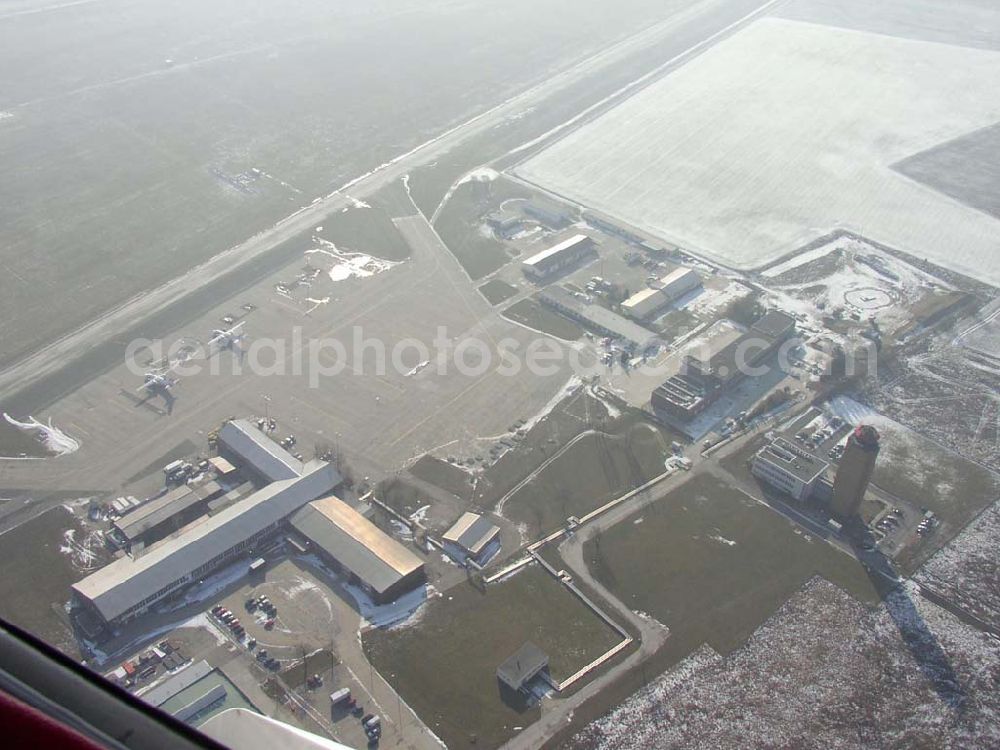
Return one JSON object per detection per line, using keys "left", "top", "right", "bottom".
{"left": 762, "top": 243, "right": 840, "bottom": 278}
{"left": 458, "top": 167, "right": 500, "bottom": 185}
{"left": 518, "top": 374, "right": 583, "bottom": 435}
{"left": 306, "top": 238, "right": 399, "bottom": 282}
{"left": 409, "top": 505, "right": 431, "bottom": 524}
{"left": 708, "top": 534, "right": 736, "bottom": 546}
{"left": 683, "top": 279, "right": 752, "bottom": 318}
{"left": 4, "top": 413, "right": 79, "bottom": 456}
{"left": 59, "top": 528, "right": 103, "bottom": 572}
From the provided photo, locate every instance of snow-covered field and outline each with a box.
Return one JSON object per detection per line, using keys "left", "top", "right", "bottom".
{"left": 516, "top": 18, "right": 1000, "bottom": 285}
{"left": 917, "top": 500, "right": 1000, "bottom": 632}
{"left": 571, "top": 578, "right": 1000, "bottom": 749}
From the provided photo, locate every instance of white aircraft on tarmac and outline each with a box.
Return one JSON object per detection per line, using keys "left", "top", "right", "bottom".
{"left": 207, "top": 321, "right": 246, "bottom": 354}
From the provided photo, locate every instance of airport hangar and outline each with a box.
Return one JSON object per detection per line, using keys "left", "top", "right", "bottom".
{"left": 289, "top": 496, "right": 426, "bottom": 605}
{"left": 72, "top": 420, "right": 423, "bottom": 628}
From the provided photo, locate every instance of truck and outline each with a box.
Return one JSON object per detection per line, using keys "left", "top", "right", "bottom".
{"left": 329, "top": 688, "right": 352, "bottom": 707}
{"left": 363, "top": 715, "right": 381, "bottom": 738}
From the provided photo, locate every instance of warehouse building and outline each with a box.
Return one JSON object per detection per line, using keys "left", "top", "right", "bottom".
{"left": 442, "top": 512, "right": 501, "bottom": 566}
{"left": 290, "top": 496, "right": 425, "bottom": 604}
{"left": 72, "top": 460, "right": 340, "bottom": 628}
{"left": 620, "top": 288, "right": 663, "bottom": 320}
{"left": 523, "top": 197, "right": 574, "bottom": 229}
{"left": 751, "top": 437, "right": 830, "bottom": 501}
{"left": 540, "top": 286, "right": 660, "bottom": 352}
{"left": 522, "top": 234, "right": 597, "bottom": 281}
{"left": 652, "top": 310, "right": 796, "bottom": 423}
{"left": 485, "top": 208, "right": 527, "bottom": 239}
{"left": 218, "top": 419, "right": 302, "bottom": 484}
{"left": 622, "top": 267, "right": 701, "bottom": 320}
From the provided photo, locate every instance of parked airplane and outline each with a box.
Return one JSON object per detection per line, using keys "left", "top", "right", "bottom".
{"left": 207, "top": 321, "right": 245, "bottom": 354}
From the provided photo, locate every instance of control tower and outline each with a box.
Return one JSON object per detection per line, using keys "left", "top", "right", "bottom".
{"left": 830, "top": 424, "right": 881, "bottom": 519}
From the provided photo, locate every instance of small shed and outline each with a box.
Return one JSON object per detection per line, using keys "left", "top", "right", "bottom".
{"left": 497, "top": 642, "right": 549, "bottom": 693}
{"left": 441, "top": 512, "right": 501, "bottom": 565}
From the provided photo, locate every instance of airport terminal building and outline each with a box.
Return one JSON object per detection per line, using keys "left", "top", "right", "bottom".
{"left": 73, "top": 420, "right": 342, "bottom": 629}
{"left": 73, "top": 460, "right": 341, "bottom": 628}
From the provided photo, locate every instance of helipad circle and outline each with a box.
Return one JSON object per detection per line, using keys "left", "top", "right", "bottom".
{"left": 844, "top": 287, "right": 894, "bottom": 311}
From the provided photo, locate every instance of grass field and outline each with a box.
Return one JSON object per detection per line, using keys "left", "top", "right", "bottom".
{"left": 432, "top": 181, "right": 516, "bottom": 279}
{"left": 409, "top": 455, "right": 474, "bottom": 502}
{"left": 479, "top": 279, "right": 520, "bottom": 305}
{"left": 0, "top": 420, "right": 52, "bottom": 458}
{"left": 502, "top": 427, "right": 666, "bottom": 538}
{"left": 0, "top": 507, "right": 102, "bottom": 656}
{"left": 502, "top": 298, "right": 582, "bottom": 340}
{"left": 364, "top": 564, "right": 622, "bottom": 749}
{"left": 868, "top": 420, "right": 1000, "bottom": 532}
{"left": 314, "top": 205, "right": 411, "bottom": 262}
{"left": 585, "top": 474, "right": 878, "bottom": 655}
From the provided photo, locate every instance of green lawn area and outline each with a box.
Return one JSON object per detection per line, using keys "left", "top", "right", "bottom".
{"left": 502, "top": 297, "right": 582, "bottom": 340}
{"left": 586, "top": 474, "right": 879, "bottom": 655}
{"left": 410, "top": 455, "right": 474, "bottom": 501}
{"left": 503, "top": 427, "right": 666, "bottom": 538}
{"left": 364, "top": 565, "right": 621, "bottom": 750}
{"left": 478, "top": 278, "right": 519, "bottom": 305}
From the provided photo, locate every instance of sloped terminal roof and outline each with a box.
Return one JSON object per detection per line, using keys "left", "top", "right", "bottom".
{"left": 219, "top": 419, "right": 302, "bottom": 481}
{"left": 290, "top": 496, "right": 423, "bottom": 596}
{"left": 73, "top": 461, "right": 340, "bottom": 623}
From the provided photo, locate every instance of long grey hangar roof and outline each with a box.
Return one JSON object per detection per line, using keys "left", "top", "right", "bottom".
{"left": 218, "top": 419, "right": 303, "bottom": 481}
{"left": 73, "top": 460, "right": 340, "bottom": 623}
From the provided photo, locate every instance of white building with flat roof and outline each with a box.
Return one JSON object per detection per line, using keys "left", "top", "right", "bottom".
{"left": 751, "top": 437, "right": 829, "bottom": 502}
